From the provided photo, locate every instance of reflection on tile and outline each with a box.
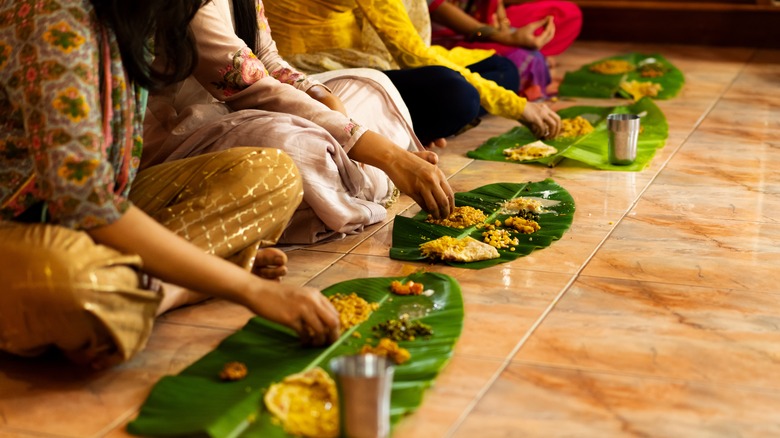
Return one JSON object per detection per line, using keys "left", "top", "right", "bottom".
{"left": 453, "top": 364, "right": 780, "bottom": 438}
{"left": 697, "top": 97, "right": 780, "bottom": 142}
{"left": 634, "top": 140, "right": 780, "bottom": 223}
{"left": 581, "top": 215, "right": 780, "bottom": 291}
{"left": 725, "top": 61, "right": 780, "bottom": 98}
{"left": 393, "top": 356, "right": 503, "bottom": 438}
{"left": 516, "top": 277, "right": 780, "bottom": 387}
{"left": 513, "top": 212, "right": 619, "bottom": 274}
{"left": 655, "top": 98, "right": 716, "bottom": 130}
{"left": 635, "top": 175, "right": 780, "bottom": 224}
{"left": 0, "top": 323, "right": 230, "bottom": 437}
{"left": 283, "top": 249, "right": 344, "bottom": 286}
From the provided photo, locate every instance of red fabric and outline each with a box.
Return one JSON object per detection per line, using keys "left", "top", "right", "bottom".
{"left": 501, "top": 1, "right": 582, "bottom": 56}
{"left": 434, "top": 1, "right": 582, "bottom": 57}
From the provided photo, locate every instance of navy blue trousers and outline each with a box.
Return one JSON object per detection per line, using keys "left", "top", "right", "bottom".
{"left": 382, "top": 55, "right": 519, "bottom": 145}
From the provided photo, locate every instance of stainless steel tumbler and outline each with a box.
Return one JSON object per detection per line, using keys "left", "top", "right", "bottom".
{"left": 607, "top": 113, "right": 640, "bottom": 165}
{"left": 330, "top": 354, "right": 395, "bottom": 438}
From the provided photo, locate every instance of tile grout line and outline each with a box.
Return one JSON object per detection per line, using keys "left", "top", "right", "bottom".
{"left": 444, "top": 51, "right": 756, "bottom": 437}
{"left": 95, "top": 406, "right": 142, "bottom": 438}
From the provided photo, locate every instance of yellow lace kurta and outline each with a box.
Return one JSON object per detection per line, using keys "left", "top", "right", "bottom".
{"left": 265, "top": 0, "right": 528, "bottom": 120}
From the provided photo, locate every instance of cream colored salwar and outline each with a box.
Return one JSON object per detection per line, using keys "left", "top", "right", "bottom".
{"left": 143, "top": 0, "right": 422, "bottom": 244}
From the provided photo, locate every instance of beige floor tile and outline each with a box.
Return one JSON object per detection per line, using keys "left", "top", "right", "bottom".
{"left": 581, "top": 214, "right": 780, "bottom": 292}
{"left": 516, "top": 277, "right": 780, "bottom": 388}
{"left": 634, "top": 140, "right": 780, "bottom": 223}
{"left": 696, "top": 100, "right": 780, "bottom": 143}
{"left": 393, "top": 355, "right": 504, "bottom": 438}
{"left": 452, "top": 363, "right": 780, "bottom": 438}
{"left": 283, "top": 249, "right": 345, "bottom": 286}
{"left": 0, "top": 323, "right": 230, "bottom": 438}
{"left": 725, "top": 54, "right": 780, "bottom": 98}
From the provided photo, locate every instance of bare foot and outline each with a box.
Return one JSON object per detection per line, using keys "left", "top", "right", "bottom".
{"left": 252, "top": 247, "right": 288, "bottom": 280}
{"left": 425, "top": 138, "right": 447, "bottom": 149}
{"left": 412, "top": 150, "right": 439, "bottom": 165}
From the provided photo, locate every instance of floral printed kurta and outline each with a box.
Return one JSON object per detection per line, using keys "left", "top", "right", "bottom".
{"left": 0, "top": 0, "right": 144, "bottom": 230}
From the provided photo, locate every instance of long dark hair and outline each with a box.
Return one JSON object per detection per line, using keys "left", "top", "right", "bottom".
{"left": 90, "top": 0, "right": 203, "bottom": 90}
{"left": 233, "top": 0, "right": 257, "bottom": 51}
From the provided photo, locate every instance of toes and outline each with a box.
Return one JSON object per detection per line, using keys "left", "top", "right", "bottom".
{"left": 255, "top": 247, "right": 287, "bottom": 267}
{"left": 256, "top": 265, "right": 288, "bottom": 280}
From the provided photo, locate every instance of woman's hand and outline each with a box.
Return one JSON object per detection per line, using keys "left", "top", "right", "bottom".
{"left": 384, "top": 149, "right": 454, "bottom": 220}
{"left": 306, "top": 84, "right": 348, "bottom": 116}
{"left": 492, "top": 14, "right": 555, "bottom": 50}
{"left": 244, "top": 282, "right": 341, "bottom": 347}
{"left": 348, "top": 131, "right": 455, "bottom": 219}
{"left": 519, "top": 101, "right": 561, "bottom": 139}
{"left": 88, "top": 206, "right": 340, "bottom": 347}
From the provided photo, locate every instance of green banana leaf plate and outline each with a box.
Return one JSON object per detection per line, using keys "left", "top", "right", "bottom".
{"left": 389, "top": 180, "right": 575, "bottom": 270}
{"left": 559, "top": 52, "right": 684, "bottom": 99}
{"left": 128, "top": 272, "right": 464, "bottom": 437}
{"left": 466, "top": 98, "right": 667, "bottom": 171}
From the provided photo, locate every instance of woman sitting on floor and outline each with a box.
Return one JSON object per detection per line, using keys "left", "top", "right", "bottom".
{"left": 142, "top": 0, "right": 455, "bottom": 244}
{"left": 428, "top": 0, "right": 582, "bottom": 100}
{"left": 0, "top": 0, "right": 340, "bottom": 369}
{"left": 264, "top": 0, "right": 562, "bottom": 140}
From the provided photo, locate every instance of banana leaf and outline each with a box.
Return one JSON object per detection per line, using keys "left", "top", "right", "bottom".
{"left": 389, "top": 180, "right": 574, "bottom": 270}
{"left": 127, "top": 272, "right": 463, "bottom": 438}
{"left": 466, "top": 98, "right": 667, "bottom": 171}
{"left": 559, "top": 53, "right": 684, "bottom": 99}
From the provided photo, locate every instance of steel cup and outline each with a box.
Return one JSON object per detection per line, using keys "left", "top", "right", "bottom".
{"left": 607, "top": 113, "right": 640, "bottom": 165}
{"left": 330, "top": 354, "right": 395, "bottom": 438}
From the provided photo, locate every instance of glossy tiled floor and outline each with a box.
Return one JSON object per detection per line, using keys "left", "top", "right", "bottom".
{"left": 2, "top": 41, "right": 779, "bottom": 438}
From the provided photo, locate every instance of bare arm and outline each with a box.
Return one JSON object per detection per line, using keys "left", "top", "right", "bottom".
{"left": 347, "top": 131, "right": 454, "bottom": 219}
{"left": 430, "top": 1, "right": 555, "bottom": 50}
{"left": 429, "top": 1, "right": 486, "bottom": 36}
{"left": 88, "top": 206, "right": 340, "bottom": 346}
